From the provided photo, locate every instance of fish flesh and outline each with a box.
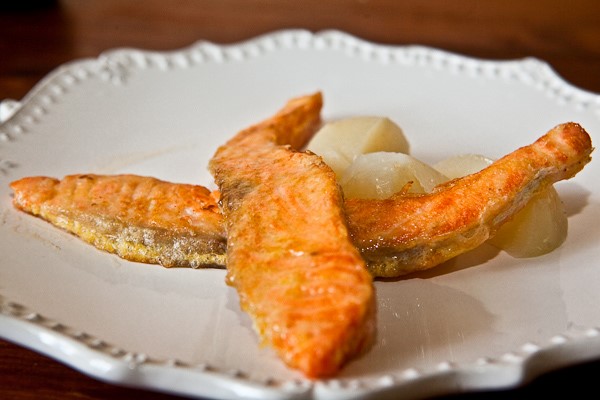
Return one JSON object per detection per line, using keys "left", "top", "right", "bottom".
{"left": 10, "top": 174, "right": 226, "bottom": 268}
{"left": 209, "top": 92, "right": 376, "bottom": 378}
{"left": 8, "top": 98, "right": 593, "bottom": 378}
{"left": 10, "top": 125, "right": 593, "bottom": 279}
{"left": 346, "top": 122, "right": 593, "bottom": 277}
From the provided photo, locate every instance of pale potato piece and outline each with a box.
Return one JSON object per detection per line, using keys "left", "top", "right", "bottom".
{"left": 434, "top": 153, "right": 568, "bottom": 257}
{"left": 488, "top": 187, "right": 568, "bottom": 258}
{"left": 306, "top": 116, "right": 409, "bottom": 177}
{"left": 340, "top": 152, "right": 448, "bottom": 199}
{"left": 433, "top": 153, "right": 493, "bottom": 179}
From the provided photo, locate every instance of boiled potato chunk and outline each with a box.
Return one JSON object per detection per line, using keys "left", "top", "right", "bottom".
{"left": 306, "top": 116, "right": 409, "bottom": 177}
{"left": 433, "top": 153, "right": 493, "bottom": 179}
{"left": 433, "top": 153, "right": 568, "bottom": 257}
{"left": 340, "top": 152, "right": 448, "bottom": 199}
{"left": 488, "top": 187, "right": 567, "bottom": 258}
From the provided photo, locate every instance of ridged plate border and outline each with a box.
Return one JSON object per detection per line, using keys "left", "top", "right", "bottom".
{"left": 1, "top": 29, "right": 600, "bottom": 400}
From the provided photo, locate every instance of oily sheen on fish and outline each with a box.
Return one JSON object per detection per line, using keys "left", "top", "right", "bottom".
{"left": 10, "top": 174, "right": 226, "bottom": 268}
{"left": 11, "top": 123, "right": 593, "bottom": 279}
{"left": 345, "top": 122, "right": 593, "bottom": 277}
{"left": 209, "top": 92, "right": 376, "bottom": 378}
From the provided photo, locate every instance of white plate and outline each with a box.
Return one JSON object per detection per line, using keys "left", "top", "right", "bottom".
{"left": 1, "top": 30, "right": 599, "bottom": 400}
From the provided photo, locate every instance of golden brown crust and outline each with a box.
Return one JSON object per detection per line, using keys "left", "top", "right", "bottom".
{"left": 345, "top": 122, "right": 593, "bottom": 277}
{"left": 10, "top": 174, "right": 227, "bottom": 267}
{"left": 10, "top": 123, "right": 593, "bottom": 280}
{"left": 209, "top": 92, "right": 375, "bottom": 378}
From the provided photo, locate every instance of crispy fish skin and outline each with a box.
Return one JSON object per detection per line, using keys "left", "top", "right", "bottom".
{"left": 209, "top": 93, "right": 376, "bottom": 378}
{"left": 346, "top": 122, "right": 593, "bottom": 277}
{"left": 10, "top": 174, "right": 226, "bottom": 268}
{"left": 10, "top": 124, "right": 593, "bottom": 280}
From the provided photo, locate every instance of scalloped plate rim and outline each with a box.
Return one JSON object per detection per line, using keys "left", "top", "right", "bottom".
{"left": 1, "top": 29, "right": 599, "bottom": 400}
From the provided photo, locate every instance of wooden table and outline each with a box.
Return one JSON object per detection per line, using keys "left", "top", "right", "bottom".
{"left": 1, "top": 1, "right": 599, "bottom": 398}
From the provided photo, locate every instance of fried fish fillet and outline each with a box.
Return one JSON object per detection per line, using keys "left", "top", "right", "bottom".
{"left": 346, "top": 122, "right": 593, "bottom": 277}
{"left": 209, "top": 92, "right": 376, "bottom": 378}
{"left": 10, "top": 174, "right": 226, "bottom": 267}
{"left": 10, "top": 123, "right": 593, "bottom": 280}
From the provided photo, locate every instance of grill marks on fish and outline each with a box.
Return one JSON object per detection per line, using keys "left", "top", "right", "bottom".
{"left": 10, "top": 174, "right": 226, "bottom": 268}
{"left": 209, "top": 92, "right": 376, "bottom": 378}
{"left": 346, "top": 122, "right": 593, "bottom": 277}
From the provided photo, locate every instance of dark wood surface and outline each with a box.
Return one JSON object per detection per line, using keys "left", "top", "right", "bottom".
{"left": 1, "top": 1, "right": 599, "bottom": 399}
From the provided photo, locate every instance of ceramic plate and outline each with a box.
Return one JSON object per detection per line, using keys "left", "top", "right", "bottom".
{"left": 1, "top": 30, "right": 599, "bottom": 400}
